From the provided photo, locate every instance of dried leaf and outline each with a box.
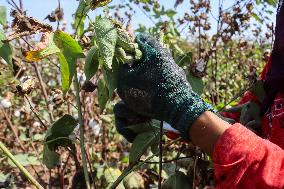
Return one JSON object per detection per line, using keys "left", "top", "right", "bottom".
{"left": 5, "top": 10, "right": 52, "bottom": 42}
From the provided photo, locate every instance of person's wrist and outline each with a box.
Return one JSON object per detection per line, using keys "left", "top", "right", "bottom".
{"left": 189, "top": 111, "right": 230, "bottom": 156}
{"left": 168, "top": 94, "right": 215, "bottom": 140}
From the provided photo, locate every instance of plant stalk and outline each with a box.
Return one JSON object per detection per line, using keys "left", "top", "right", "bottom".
{"left": 158, "top": 120, "right": 163, "bottom": 189}
{"left": 0, "top": 142, "right": 44, "bottom": 189}
{"left": 74, "top": 71, "right": 91, "bottom": 189}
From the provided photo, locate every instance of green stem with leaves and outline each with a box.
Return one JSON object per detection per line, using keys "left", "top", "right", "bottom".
{"left": 74, "top": 71, "right": 91, "bottom": 189}
{"left": 0, "top": 142, "right": 44, "bottom": 189}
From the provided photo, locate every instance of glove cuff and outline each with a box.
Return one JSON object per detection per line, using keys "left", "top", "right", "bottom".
{"left": 169, "top": 95, "right": 215, "bottom": 140}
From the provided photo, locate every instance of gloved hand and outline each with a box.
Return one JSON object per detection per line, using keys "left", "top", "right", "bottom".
{"left": 117, "top": 33, "right": 214, "bottom": 139}
{"left": 114, "top": 101, "right": 151, "bottom": 142}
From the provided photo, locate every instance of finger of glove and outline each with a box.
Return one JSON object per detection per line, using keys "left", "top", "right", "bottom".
{"left": 135, "top": 33, "right": 166, "bottom": 61}
{"left": 114, "top": 101, "right": 151, "bottom": 124}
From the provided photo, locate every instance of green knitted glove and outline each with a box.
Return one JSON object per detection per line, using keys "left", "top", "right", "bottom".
{"left": 117, "top": 33, "right": 214, "bottom": 139}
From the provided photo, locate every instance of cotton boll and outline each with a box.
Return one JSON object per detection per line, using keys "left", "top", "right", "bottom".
{"left": 0, "top": 98, "right": 12, "bottom": 108}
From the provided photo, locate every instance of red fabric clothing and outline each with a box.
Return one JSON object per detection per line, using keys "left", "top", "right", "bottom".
{"left": 213, "top": 123, "right": 284, "bottom": 189}
{"left": 220, "top": 60, "right": 284, "bottom": 150}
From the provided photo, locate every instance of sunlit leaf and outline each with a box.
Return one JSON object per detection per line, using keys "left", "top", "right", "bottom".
{"left": 129, "top": 131, "right": 159, "bottom": 164}
{"left": 94, "top": 17, "right": 117, "bottom": 69}
{"left": 24, "top": 32, "right": 60, "bottom": 62}
{"left": 0, "top": 6, "right": 6, "bottom": 26}
{"left": 84, "top": 45, "right": 99, "bottom": 80}
{"left": 252, "top": 12, "right": 262, "bottom": 23}
{"left": 0, "top": 30, "right": 12, "bottom": 68}
{"left": 8, "top": 154, "right": 40, "bottom": 167}
{"left": 73, "top": 0, "right": 91, "bottom": 37}
{"left": 97, "top": 78, "right": 109, "bottom": 112}
{"left": 53, "top": 30, "right": 84, "bottom": 94}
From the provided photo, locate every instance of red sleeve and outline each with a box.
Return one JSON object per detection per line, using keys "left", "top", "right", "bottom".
{"left": 213, "top": 123, "right": 284, "bottom": 189}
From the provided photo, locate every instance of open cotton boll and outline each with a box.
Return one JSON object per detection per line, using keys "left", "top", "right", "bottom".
{"left": 0, "top": 98, "right": 12, "bottom": 108}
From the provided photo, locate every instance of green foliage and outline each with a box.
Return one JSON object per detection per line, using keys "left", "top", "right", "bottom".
{"left": 162, "top": 171, "right": 192, "bottom": 189}
{"left": 129, "top": 131, "right": 159, "bottom": 164}
{"left": 97, "top": 78, "right": 109, "bottom": 112}
{"left": 94, "top": 17, "right": 117, "bottom": 69}
{"left": 0, "top": 31, "right": 12, "bottom": 68}
{"left": 43, "top": 114, "right": 77, "bottom": 168}
{"left": 53, "top": 30, "right": 84, "bottom": 94}
{"left": 7, "top": 154, "right": 40, "bottom": 167}
{"left": 24, "top": 33, "right": 60, "bottom": 62}
{"left": 84, "top": 46, "right": 99, "bottom": 80}
{"left": 102, "top": 59, "right": 119, "bottom": 99}
{"left": 73, "top": 0, "right": 91, "bottom": 37}
{"left": 0, "top": 6, "right": 6, "bottom": 26}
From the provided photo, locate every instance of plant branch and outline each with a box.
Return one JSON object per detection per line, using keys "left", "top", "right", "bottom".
{"left": 73, "top": 70, "right": 91, "bottom": 189}
{"left": 158, "top": 120, "right": 163, "bottom": 189}
{"left": 0, "top": 142, "right": 44, "bottom": 189}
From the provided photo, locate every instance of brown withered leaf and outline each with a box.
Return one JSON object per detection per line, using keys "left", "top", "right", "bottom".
{"left": 4, "top": 10, "right": 52, "bottom": 42}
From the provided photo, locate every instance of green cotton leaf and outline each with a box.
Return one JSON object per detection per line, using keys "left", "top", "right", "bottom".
{"left": 239, "top": 101, "right": 261, "bottom": 126}
{"left": 0, "top": 30, "right": 12, "bottom": 68}
{"left": 166, "top": 9, "right": 177, "bottom": 18}
{"left": 97, "top": 78, "right": 109, "bottom": 113}
{"left": 43, "top": 114, "right": 77, "bottom": 169}
{"left": 44, "top": 114, "right": 78, "bottom": 150}
{"left": 73, "top": 0, "right": 91, "bottom": 37}
{"left": 249, "top": 80, "right": 265, "bottom": 102}
{"left": 84, "top": 46, "right": 99, "bottom": 80}
{"left": 129, "top": 131, "right": 159, "bottom": 164}
{"left": 0, "top": 6, "right": 6, "bottom": 26}
{"left": 162, "top": 171, "right": 192, "bottom": 189}
{"left": 186, "top": 72, "right": 204, "bottom": 95}
{"left": 53, "top": 30, "right": 84, "bottom": 94}
{"left": 24, "top": 32, "right": 60, "bottom": 62}
{"left": 8, "top": 154, "right": 40, "bottom": 167}
{"left": 102, "top": 58, "right": 119, "bottom": 99}
{"left": 94, "top": 17, "right": 117, "bottom": 69}
{"left": 252, "top": 12, "right": 262, "bottom": 23}
{"left": 175, "top": 52, "right": 192, "bottom": 67}
{"left": 264, "top": 0, "right": 277, "bottom": 6}
{"left": 43, "top": 145, "right": 60, "bottom": 169}
{"left": 0, "top": 60, "right": 17, "bottom": 88}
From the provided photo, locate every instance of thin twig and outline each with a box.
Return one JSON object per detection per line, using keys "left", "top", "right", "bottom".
{"left": 158, "top": 121, "right": 163, "bottom": 189}
{"left": 57, "top": 0, "right": 61, "bottom": 30}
